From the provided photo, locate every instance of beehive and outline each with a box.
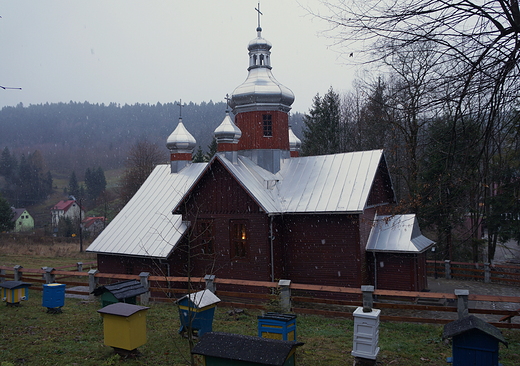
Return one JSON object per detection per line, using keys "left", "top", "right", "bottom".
{"left": 42, "top": 283, "right": 66, "bottom": 312}
{"left": 177, "top": 290, "right": 220, "bottom": 337}
{"left": 258, "top": 313, "right": 297, "bottom": 341}
{"left": 0, "top": 281, "right": 32, "bottom": 305}
{"left": 98, "top": 302, "right": 150, "bottom": 351}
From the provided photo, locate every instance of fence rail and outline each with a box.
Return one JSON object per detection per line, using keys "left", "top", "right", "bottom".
{"left": 427, "top": 260, "right": 520, "bottom": 284}
{"left": 1, "top": 263, "right": 520, "bottom": 329}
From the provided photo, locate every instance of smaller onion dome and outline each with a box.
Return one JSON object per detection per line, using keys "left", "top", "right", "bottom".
{"left": 166, "top": 118, "right": 196, "bottom": 153}
{"left": 214, "top": 111, "right": 242, "bottom": 144}
{"left": 288, "top": 126, "right": 301, "bottom": 152}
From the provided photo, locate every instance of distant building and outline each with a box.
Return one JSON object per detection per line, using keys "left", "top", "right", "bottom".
{"left": 82, "top": 216, "right": 106, "bottom": 238}
{"left": 51, "top": 199, "right": 85, "bottom": 228}
{"left": 11, "top": 208, "right": 34, "bottom": 232}
{"left": 87, "top": 19, "right": 434, "bottom": 292}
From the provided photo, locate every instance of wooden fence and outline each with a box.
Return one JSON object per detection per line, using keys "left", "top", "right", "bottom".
{"left": 1, "top": 263, "right": 520, "bottom": 330}
{"left": 427, "top": 260, "right": 520, "bottom": 284}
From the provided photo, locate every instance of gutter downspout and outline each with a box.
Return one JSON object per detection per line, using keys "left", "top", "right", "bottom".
{"left": 373, "top": 252, "right": 377, "bottom": 290}
{"left": 270, "top": 215, "right": 275, "bottom": 282}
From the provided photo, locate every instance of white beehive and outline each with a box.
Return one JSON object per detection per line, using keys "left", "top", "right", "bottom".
{"left": 351, "top": 307, "right": 380, "bottom": 360}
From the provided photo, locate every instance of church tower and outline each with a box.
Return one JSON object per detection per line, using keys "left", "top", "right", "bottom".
{"left": 229, "top": 8, "right": 295, "bottom": 173}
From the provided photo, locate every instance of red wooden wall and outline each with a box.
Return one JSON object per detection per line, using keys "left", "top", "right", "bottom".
{"left": 282, "top": 214, "right": 363, "bottom": 288}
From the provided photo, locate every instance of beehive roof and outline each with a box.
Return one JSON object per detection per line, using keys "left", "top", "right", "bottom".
{"left": 192, "top": 332, "right": 304, "bottom": 366}
{"left": 443, "top": 315, "right": 508, "bottom": 346}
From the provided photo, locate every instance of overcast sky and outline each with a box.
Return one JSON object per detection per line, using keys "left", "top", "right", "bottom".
{"left": 0, "top": 1, "right": 357, "bottom": 114}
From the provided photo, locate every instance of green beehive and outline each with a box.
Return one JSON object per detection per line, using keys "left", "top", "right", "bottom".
{"left": 92, "top": 280, "right": 147, "bottom": 307}
{"left": 192, "top": 332, "right": 304, "bottom": 366}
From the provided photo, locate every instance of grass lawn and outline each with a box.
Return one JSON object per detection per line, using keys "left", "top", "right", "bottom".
{"left": 0, "top": 290, "right": 519, "bottom": 366}
{"left": 0, "top": 253, "right": 96, "bottom": 270}
{"left": 1, "top": 254, "right": 519, "bottom": 365}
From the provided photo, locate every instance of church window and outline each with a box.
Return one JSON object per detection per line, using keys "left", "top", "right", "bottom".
{"left": 263, "top": 114, "right": 272, "bottom": 137}
{"left": 230, "top": 220, "right": 248, "bottom": 258}
{"left": 197, "top": 220, "right": 214, "bottom": 255}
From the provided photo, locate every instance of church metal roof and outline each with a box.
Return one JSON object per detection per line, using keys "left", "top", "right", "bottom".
{"left": 215, "top": 150, "right": 385, "bottom": 215}
{"left": 276, "top": 150, "right": 384, "bottom": 213}
{"left": 365, "top": 213, "right": 435, "bottom": 253}
{"left": 86, "top": 163, "right": 207, "bottom": 258}
{"left": 87, "top": 149, "right": 387, "bottom": 258}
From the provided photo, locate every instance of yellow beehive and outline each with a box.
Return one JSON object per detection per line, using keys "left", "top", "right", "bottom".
{"left": 0, "top": 281, "right": 32, "bottom": 305}
{"left": 97, "top": 302, "right": 149, "bottom": 351}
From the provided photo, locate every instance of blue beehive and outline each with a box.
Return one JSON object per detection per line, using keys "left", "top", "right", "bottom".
{"left": 42, "top": 283, "right": 66, "bottom": 313}
{"left": 258, "top": 313, "right": 297, "bottom": 341}
{"left": 0, "top": 281, "right": 32, "bottom": 306}
{"left": 443, "top": 315, "right": 508, "bottom": 366}
{"left": 177, "top": 290, "right": 220, "bottom": 337}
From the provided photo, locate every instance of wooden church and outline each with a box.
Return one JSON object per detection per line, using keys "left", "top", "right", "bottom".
{"left": 87, "top": 18, "right": 434, "bottom": 293}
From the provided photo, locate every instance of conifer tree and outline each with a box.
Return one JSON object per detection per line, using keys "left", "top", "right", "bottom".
{"left": 301, "top": 87, "right": 342, "bottom": 156}
{"left": 193, "top": 146, "right": 206, "bottom": 163}
{"left": 206, "top": 138, "right": 218, "bottom": 161}
{"left": 68, "top": 171, "right": 80, "bottom": 199}
{"left": 0, "top": 193, "right": 14, "bottom": 232}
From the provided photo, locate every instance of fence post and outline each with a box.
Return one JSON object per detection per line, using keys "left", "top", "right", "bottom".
{"left": 278, "top": 279, "right": 291, "bottom": 313}
{"left": 76, "top": 262, "right": 83, "bottom": 272}
{"left": 455, "top": 289, "right": 469, "bottom": 319}
{"left": 88, "top": 269, "right": 99, "bottom": 300}
{"left": 484, "top": 262, "right": 491, "bottom": 283}
{"left": 205, "top": 274, "right": 216, "bottom": 293}
{"left": 44, "top": 267, "right": 55, "bottom": 284}
{"left": 13, "top": 265, "right": 23, "bottom": 281}
{"left": 444, "top": 260, "right": 451, "bottom": 279}
{"left": 361, "top": 285, "right": 375, "bottom": 312}
{"left": 139, "top": 272, "right": 150, "bottom": 306}
{"left": 0, "top": 268, "right": 5, "bottom": 283}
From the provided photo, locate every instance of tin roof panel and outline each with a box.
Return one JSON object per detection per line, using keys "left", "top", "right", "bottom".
{"left": 278, "top": 150, "right": 383, "bottom": 213}
{"left": 86, "top": 163, "right": 207, "bottom": 258}
{"left": 366, "top": 214, "right": 435, "bottom": 253}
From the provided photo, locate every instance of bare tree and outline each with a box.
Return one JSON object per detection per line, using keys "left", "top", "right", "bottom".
{"left": 119, "top": 140, "right": 165, "bottom": 205}
{"left": 312, "top": 0, "right": 520, "bottom": 159}
{"left": 312, "top": 0, "right": 520, "bottom": 261}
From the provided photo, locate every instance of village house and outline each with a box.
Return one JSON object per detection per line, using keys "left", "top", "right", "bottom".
{"left": 87, "top": 21, "right": 434, "bottom": 293}
{"left": 50, "top": 198, "right": 85, "bottom": 228}
{"left": 11, "top": 207, "right": 34, "bottom": 232}
{"left": 81, "top": 216, "right": 106, "bottom": 238}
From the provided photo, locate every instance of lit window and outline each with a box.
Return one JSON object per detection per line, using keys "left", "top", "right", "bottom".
{"left": 263, "top": 114, "right": 272, "bottom": 137}
{"left": 230, "top": 220, "right": 248, "bottom": 258}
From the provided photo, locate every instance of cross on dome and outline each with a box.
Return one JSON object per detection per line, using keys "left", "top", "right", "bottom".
{"left": 255, "top": 3, "right": 263, "bottom": 32}
{"left": 176, "top": 99, "right": 185, "bottom": 118}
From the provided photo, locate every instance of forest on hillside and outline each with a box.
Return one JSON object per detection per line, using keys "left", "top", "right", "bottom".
{"left": 0, "top": 101, "right": 305, "bottom": 175}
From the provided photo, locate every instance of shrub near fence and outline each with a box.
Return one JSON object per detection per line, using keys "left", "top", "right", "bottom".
{"left": 427, "top": 260, "right": 520, "bottom": 284}
{"left": 1, "top": 264, "right": 520, "bottom": 329}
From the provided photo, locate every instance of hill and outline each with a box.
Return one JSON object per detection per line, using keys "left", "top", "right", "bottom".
{"left": 0, "top": 101, "right": 304, "bottom": 175}
{"left": 0, "top": 101, "right": 304, "bottom": 229}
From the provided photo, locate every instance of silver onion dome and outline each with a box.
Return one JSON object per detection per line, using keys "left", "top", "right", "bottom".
{"left": 166, "top": 118, "right": 197, "bottom": 153}
{"left": 214, "top": 111, "right": 242, "bottom": 143}
{"left": 230, "top": 27, "right": 294, "bottom": 114}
